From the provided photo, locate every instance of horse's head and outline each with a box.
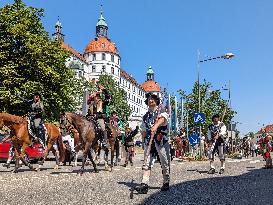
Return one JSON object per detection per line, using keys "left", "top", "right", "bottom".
{"left": 59, "top": 112, "right": 74, "bottom": 136}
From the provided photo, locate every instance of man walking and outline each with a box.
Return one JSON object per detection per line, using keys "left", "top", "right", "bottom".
{"left": 207, "top": 114, "right": 227, "bottom": 174}
{"left": 135, "top": 93, "right": 170, "bottom": 194}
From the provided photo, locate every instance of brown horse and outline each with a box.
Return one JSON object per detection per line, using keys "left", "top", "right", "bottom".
{"left": 0, "top": 112, "right": 65, "bottom": 172}
{"left": 173, "top": 137, "right": 189, "bottom": 159}
{"left": 94, "top": 121, "right": 119, "bottom": 171}
{"left": 60, "top": 112, "right": 99, "bottom": 174}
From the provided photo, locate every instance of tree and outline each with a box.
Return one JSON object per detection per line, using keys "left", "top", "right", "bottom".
{"left": 97, "top": 74, "right": 131, "bottom": 121}
{"left": 177, "top": 80, "right": 236, "bottom": 136}
{"left": 0, "top": 0, "right": 81, "bottom": 121}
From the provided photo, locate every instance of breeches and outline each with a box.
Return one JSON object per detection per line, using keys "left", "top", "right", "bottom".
{"left": 97, "top": 119, "right": 106, "bottom": 131}
{"left": 143, "top": 140, "right": 170, "bottom": 184}
{"left": 208, "top": 140, "right": 225, "bottom": 161}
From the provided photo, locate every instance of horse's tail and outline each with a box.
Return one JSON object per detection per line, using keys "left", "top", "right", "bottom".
{"left": 57, "top": 135, "right": 65, "bottom": 163}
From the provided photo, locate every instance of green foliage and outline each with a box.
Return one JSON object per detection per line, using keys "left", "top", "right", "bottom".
{"left": 0, "top": 0, "right": 82, "bottom": 121}
{"left": 97, "top": 74, "right": 131, "bottom": 121}
{"left": 177, "top": 80, "right": 236, "bottom": 136}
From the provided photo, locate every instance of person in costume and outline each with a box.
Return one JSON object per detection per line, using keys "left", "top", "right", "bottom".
{"left": 123, "top": 126, "right": 139, "bottom": 167}
{"left": 207, "top": 114, "right": 227, "bottom": 174}
{"left": 16, "top": 92, "right": 46, "bottom": 147}
{"left": 135, "top": 93, "right": 170, "bottom": 194}
{"left": 87, "top": 84, "right": 111, "bottom": 148}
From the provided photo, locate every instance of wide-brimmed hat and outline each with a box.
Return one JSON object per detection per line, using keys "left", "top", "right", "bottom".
{"left": 145, "top": 92, "right": 160, "bottom": 106}
{"left": 33, "top": 92, "right": 42, "bottom": 99}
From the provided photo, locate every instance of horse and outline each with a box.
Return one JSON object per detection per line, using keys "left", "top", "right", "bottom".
{"left": 93, "top": 119, "right": 119, "bottom": 171}
{"left": 173, "top": 137, "right": 189, "bottom": 159}
{"left": 59, "top": 112, "right": 100, "bottom": 174}
{"left": 0, "top": 112, "right": 65, "bottom": 172}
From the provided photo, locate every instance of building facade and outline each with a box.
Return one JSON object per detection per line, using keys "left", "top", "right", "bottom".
{"left": 52, "top": 12, "right": 161, "bottom": 128}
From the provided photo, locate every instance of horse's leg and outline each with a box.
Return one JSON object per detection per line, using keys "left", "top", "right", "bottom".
{"left": 20, "top": 143, "right": 34, "bottom": 171}
{"left": 79, "top": 142, "right": 91, "bottom": 175}
{"left": 13, "top": 143, "right": 20, "bottom": 173}
{"left": 51, "top": 145, "right": 60, "bottom": 169}
{"left": 114, "top": 140, "right": 119, "bottom": 166}
{"left": 74, "top": 150, "right": 79, "bottom": 167}
{"left": 88, "top": 149, "right": 98, "bottom": 173}
{"left": 104, "top": 148, "right": 110, "bottom": 171}
{"left": 110, "top": 143, "right": 115, "bottom": 171}
{"left": 36, "top": 141, "right": 54, "bottom": 171}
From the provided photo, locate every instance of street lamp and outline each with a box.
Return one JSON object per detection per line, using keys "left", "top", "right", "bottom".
{"left": 197, "top": 50, "right": 235, "bottom": 154}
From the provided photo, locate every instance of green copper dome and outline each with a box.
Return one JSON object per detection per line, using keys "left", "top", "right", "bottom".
{"left": 55, "top": 19, "right": 62, "bottom": 28}
{"left": 96, "top": 13, "right": 108, "bottom": 27}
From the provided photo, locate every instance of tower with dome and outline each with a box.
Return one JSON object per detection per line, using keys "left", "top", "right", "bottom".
{"left": 52, "top": 11, "right": 161, "bottom": 128}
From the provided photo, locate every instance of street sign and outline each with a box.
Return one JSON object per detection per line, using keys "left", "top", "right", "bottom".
{"left": 194, "top": 112, "right": 205, "bottom": 124}
{"left": 189, "top": 134, "right": 200, "bottom": 145}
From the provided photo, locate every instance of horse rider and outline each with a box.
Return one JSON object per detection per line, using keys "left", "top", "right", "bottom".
{"left": 87, "top": 84, "right": 111, "bottom": 148}
{"left": 135, "top": 92, "right": 170, "bottom": 194}
{"left": 16, "top": 92, "right": 46, "bottom": 147}
{"left": 123, "top": 126, "right": 139, "bottom": 167}
{"left": 207, "top": 114, "right": 227, "bottom": 174}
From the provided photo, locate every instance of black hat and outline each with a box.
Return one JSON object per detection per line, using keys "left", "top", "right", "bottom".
{"left": 145, "top": 92, "right": 160, "bottom": 106}
{"left": 111, "top": 110, "right": 117, "bottom": 115}
{"left": 33, "top": 92, "right": 42, "bottom": 99}
{"left": 212, "top": 114, "right": 220, "bottom": 120}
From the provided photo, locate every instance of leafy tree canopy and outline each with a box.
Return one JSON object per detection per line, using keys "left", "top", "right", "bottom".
{"left": 97, "top": 74, "right": 132, "bottom": 122}
{"left": 0, "top": 0, "right": 81, "bottom": 121}
{"left": 176, "top": 80, "right": 236, "bottom": 136}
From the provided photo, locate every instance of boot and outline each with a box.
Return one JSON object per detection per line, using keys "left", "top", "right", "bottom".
{"left": 207, "top": 168, "right": 216, "bottom": 174}
{"left": 161, "top": 182, "right": 169, "bottom": 191}
{"left": 135, "top": 183, "right": 148, "bottom": 194}
{"left": 219, "top": 168, "right": 225, "bottom": 174}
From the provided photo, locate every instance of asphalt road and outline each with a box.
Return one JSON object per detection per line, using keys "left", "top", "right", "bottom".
{"left": 0, "top": 155, "right": 271, "bottom": 205}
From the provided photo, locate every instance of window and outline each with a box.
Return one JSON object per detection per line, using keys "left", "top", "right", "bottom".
{"left": 133, "top": 87, "right": 135, "bottom": 92}
{"left": 92, "top": 65, "right": 96, "bottom": 72}
{"left": 102, "top": 65, "right": 106, "bottom": 73}
{"left": 111, "top": 67, "right": 114, "bottom": 74}
{"left": 120, "top": 78, "right": 122, "bottom": 84}
{"left": 133, "top": 96, "right": 135, "bottom": 102}
{"left": 128, "top": 93, "right": 130, "bottom": 99}
{"left": 128, "top": 83, "right": 130, "bottom": 89}
{"left": 102, "top": 53, "right": 106, "bottom": 60}
{"left": 92, "top": 54, "right": 96, "bottom": 61}
{"left": 118, "top": 58, "right": 120, "bottom": 65}
{"left": 102, "top": 43, "right": 106, "bottom": 48}
{"left": 111, "top": 55, "right": 114, "bottom": 62}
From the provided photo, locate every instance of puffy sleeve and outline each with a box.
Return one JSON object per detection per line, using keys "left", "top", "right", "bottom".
{"left": 219, "top": 124, "right": 227, "bottom": 137}
{"left": 158, "top": 112, "right": 169, "bottom": 126}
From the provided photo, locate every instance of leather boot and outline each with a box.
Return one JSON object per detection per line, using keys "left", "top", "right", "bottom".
{"left": 135, "top": 183, "right": 148, "bottom": 194}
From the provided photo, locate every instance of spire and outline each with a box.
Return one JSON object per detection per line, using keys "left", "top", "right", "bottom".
{"left": 96, "top": 5, "right": 108, "bottom": 37}
{"left": 52, "top": 16, "right": 64, "bottom": 42}
{"left": 146, "top": 66, "right": 155, "bottom": 81}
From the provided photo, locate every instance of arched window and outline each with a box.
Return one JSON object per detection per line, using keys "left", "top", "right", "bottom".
{"left": 111, "top": 55, "right": 114, "bottom": 62}
{"left": 111, "top": 67, "right": 114, "bottom": 74}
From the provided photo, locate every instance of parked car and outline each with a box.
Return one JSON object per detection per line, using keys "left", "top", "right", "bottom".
{"left": 0, "top": 133, "right": 45, "bottom": 162}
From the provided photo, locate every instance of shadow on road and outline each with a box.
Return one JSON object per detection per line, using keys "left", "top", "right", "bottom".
{"left": 122, "top": 168, "right": 273, "bottom": 205}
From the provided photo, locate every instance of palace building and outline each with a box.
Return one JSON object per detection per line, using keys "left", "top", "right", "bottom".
{"left": 52, "top": 12, "right": 161, "bottom": 128}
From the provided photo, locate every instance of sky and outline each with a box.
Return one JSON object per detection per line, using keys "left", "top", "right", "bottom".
{"left": 1, "top": 0, "right": 273, "bottom": 135}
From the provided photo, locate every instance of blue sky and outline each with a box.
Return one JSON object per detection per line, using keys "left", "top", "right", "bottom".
{"left": 1, "top": 0, "right": 273, "bottom": 134}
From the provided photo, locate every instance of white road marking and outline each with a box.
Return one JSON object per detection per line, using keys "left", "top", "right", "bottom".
{"left": 135, "top": 167, "right": 142, "bottom": 169}
{"left": 125, "top": 168, "right": 130, "bottom": 170}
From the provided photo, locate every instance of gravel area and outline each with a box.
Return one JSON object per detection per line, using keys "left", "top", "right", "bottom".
{"left": 0, "top": 155, "right": 270, "bottom": 205}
